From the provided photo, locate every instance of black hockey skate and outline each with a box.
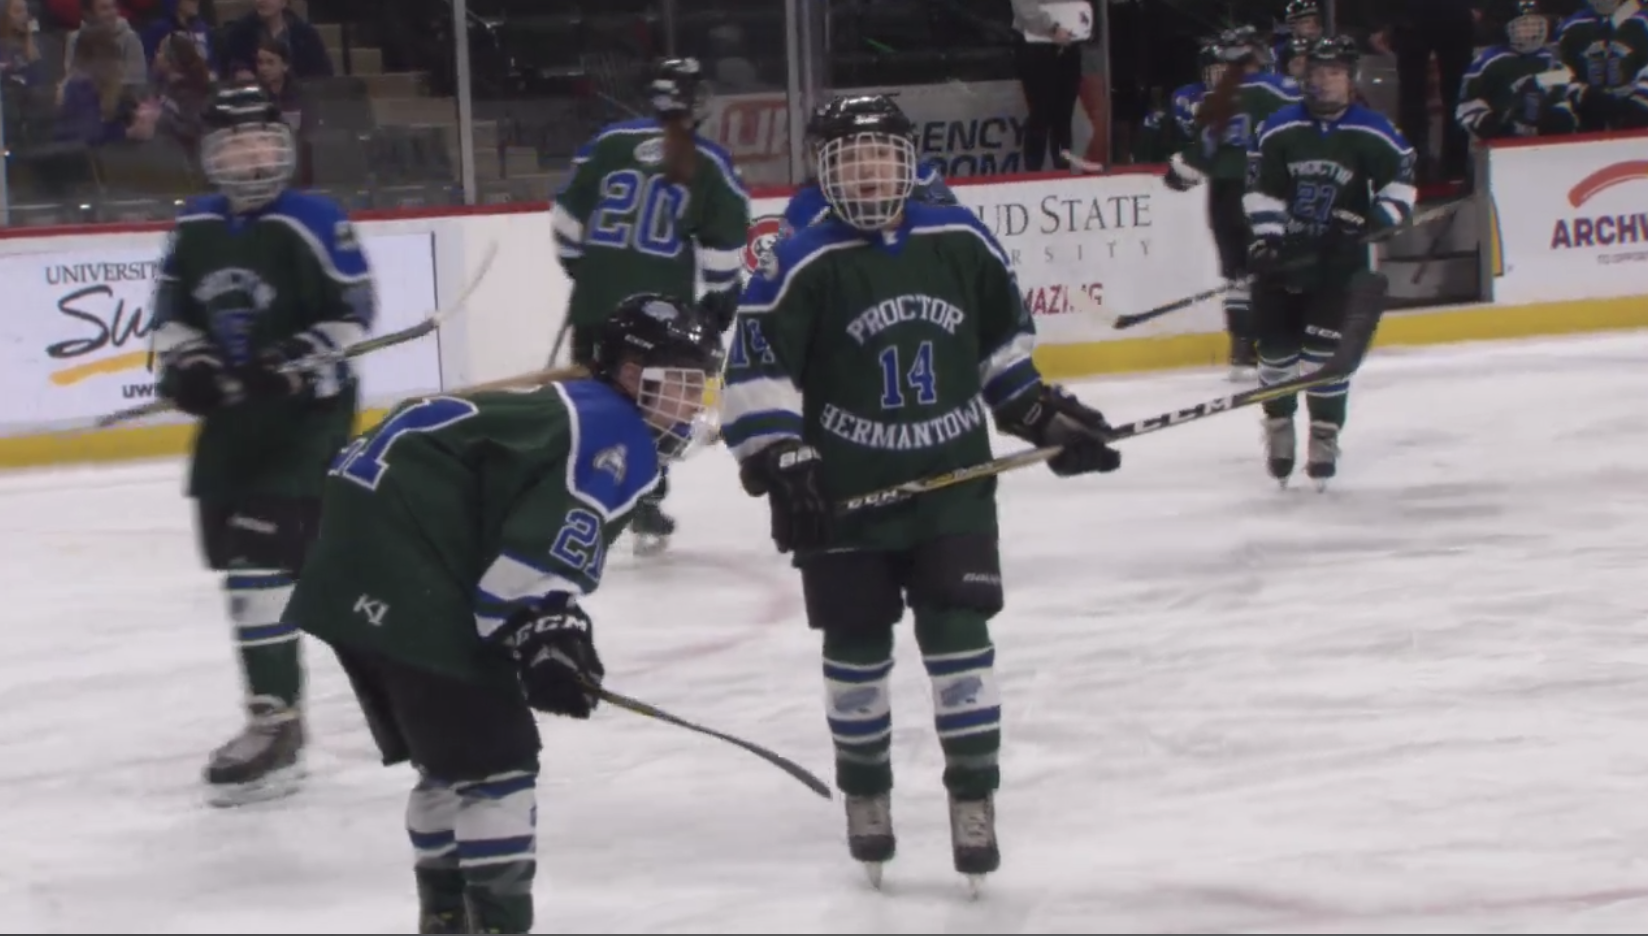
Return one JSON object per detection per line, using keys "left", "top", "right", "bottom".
{"left": 948, "top": 794, "right": 1000, "bottom": 896}
{"left": 630, "top": 495, "right": 675, "bottom": 557}
{"left": 417, "top": 911, "right": 465, "bottom": 934}
{"left": 204, "top": 696, "right": 304, "bottom": 807}
{"left": 845, "top": 793, "right": 896, "bottom": 887}
{"left": 1262, "top": 415, "right": 1296, "bottom": 487}
{"left": 1228, "top": 335, "right": 1259, "bottom": 382}
{"left": 1305, "top": 420, "right": 1340, "bottom": 491}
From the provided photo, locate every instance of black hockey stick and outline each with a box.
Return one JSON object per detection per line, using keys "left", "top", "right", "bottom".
{"left": 87, "top": 239, "right": 502, "bottom": 431}
{"left": 837, "top": 274, "right": 1388, "bottom": 516}
{"left": 1106, "top": 200, "right": 1461, "bottom": 330}
{"left": 592, "top": 683, "right": 832, "bottom": 800}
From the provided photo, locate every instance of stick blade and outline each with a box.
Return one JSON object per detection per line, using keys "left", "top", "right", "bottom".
{"left": 1324, "top": 270, "right": 1389, "bottom": 376}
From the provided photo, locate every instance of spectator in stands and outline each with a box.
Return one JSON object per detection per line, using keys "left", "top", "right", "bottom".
{"left": 64, "top": 0, "right": 147, "bottom": 86}
{"left": 153, "top": 28, "right": 208, "bottom": 157}
{"left": 141, "top": 0, "right": 210, "bottom": 71}
{"left": 54, "top": 22, "right": 157, "bottom": 144}
{"left": 45, "top": 0, "right": 153, "bottom": 30}
{"left": 1369, "top": 0, "right": 1483, "bottom": 184}
{"left": 254, "top": 33, "right": 300, "bottom": 127}
{"left": 0, "top": 0, "right": 44, "bottom": 87}
{"left": 1012, "top": 0, "right": 1087, "bottom": 171}
{"left": 215, "top": 0, "right": 329, "bottom": 82}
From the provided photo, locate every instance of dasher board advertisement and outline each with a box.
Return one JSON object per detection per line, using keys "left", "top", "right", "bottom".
{"left": 1489, "top": 135, "right": 1648, "bottom": 305}
{"left": 737, "top": 173, "right": 1225, "bottom": 344}
{"left": 0, "top": 231, "right": 441, "bottom": 434}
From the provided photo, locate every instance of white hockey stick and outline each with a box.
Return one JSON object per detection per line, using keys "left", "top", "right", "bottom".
{"left": 88, "top": 239, "right": 501, "bottom": 431}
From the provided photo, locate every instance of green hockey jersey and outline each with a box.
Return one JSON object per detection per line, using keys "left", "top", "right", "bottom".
{"left": 1177, "top": 72, "right": 1300, "bottom": 181}
{"left": 286, "top": 380, "right": 660, "bottom": 691}
{"left": 1556, "top": 4, "right": 1648, "bottom": 128}
{"left": 1456, "top": 45, "right": 1580, "bottom": 140}
{"left": 720, "top": 203, "right": 1045, "bottom": 554}
{"left": 150, "top": 189, "right": 375, "bottom": 501}
{"left": 1244, "top": 102, "right": 1417, "bottom": 291}
{"left": 551, "top": 118, "right": 751, "bottom": 328}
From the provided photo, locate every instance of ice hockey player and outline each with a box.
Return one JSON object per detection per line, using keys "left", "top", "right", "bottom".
{"left": 549, "top": 56, "right": 750, "bottom": 554}
{"left": 780, "top": 94, "right": 956, "bottom": 240}
{"left": 1457, "top": 0, "right": 1580, "bottom": 141}
{"left": 1245, "top": 35, "right": 1414, "bottom": 488}
{"left": 719, "top": 95, "right": 1121, "bottom": 891}
{"left": 282, "top": 293, "right": 722, "bottom": 935}
{"left": 1554, "top": 0, "right": 1648, "bottom": 130}
{"left": 1164, "top": 26, "right": 1299, "bottom": 381}
{"left": 1280, "top": 32, "right": 1313, "bottom": 81}
{"left": 1272, "top": 0, "right": 1324, "bottom": 68}
{"left": 147, "top": 82, "right": 376, "bottom": 807}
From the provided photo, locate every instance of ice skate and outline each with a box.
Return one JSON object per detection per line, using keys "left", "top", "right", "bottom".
{"left": 417, "top": 910, "right": 465, "bottom": 934}
{"left": 948, "top": 793, "right": 999, "bottom": 896}
{"left": 1305, "top": 420, "right": 1340, "bottom": 491}
{"left": 1227, "top": 335, "right": 1259, "bottom": 382}
{"left": 630, "top": 496, "right": 675, "bottom": 557}
{"left": 844, "top": 793, "right": 895, "bottom": 887}
{"left": 203, "top": 696, "right": 304, "bottom": 807}
{"left": 1262, "top": 415, "right": 1296, "bottom": 487}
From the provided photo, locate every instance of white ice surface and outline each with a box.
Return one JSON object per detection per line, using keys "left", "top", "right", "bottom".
{"left": 5, "top": 332, "right": 1648, "bottom": 933}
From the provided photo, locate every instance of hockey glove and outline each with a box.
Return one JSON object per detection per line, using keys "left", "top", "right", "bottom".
{"left": 1327, "top": 208, "right": 1367, "bottom": 243}
{"left": 1001, "top": 383, "right": 1121, "bottom": 477}
{"left": 1163, "top": 153, "right": 1203, "bottom": 193}
{"left": 163, "top": 345, "right": 240, "bottom": 417}
{"left": 1247, "top": 236, "right": 1284, "bottom": 274}
{"left": 498, "top": 600, "right": 604, "bottom": 719}
{"left": 236, "top": 337, "right": 325, "bottom": 402}
{"left": 746, "top": 439, "right": 831, "bottom": 553}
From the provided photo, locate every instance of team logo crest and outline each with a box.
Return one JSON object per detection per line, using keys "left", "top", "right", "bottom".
{"left": 634, "top": 137, "right": 665, "bottom": 165}
{"left": 744, "top": 215, "right": 784, "bottom": 277}
{"left": 593, "top": 445, "right": 628, "bottom": 484}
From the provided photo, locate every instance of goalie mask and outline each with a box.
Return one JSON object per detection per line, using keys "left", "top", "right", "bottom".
{"left": 1304, "top": 35, "right": 1360, "bottom": 117}
{"left": 813, "top": 94, "right": 918, "bottom": 232}
{"left": 1508, "top": 0, "right": 1550, "bottom": 52}
{"left": 200, "top": 83, "right": 296, "bottom": 213}
{"left": 592, "top": 293, "right": 723, "bottom": 460}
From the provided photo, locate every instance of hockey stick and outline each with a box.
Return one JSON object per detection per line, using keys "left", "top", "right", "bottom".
{"left": 1409, "top": 197, "right": 1465, "bottom": 285}
{"left": 88, "top": 239, "right": 502, "bottom": 431}
{"left": 1060, "top": 149, "right": 1108, "bottom": 174}
{"left": 1095, "top": 200, "right": 1461, "bottom": 330}
{"left": 592, "top": 683, "right": 832, "bottom": 799}
{"left": 547, "top": 321, "right": 573, "bottom": 366}
{"left": 836, "top": 275, "right": 1387, "bottom": 516}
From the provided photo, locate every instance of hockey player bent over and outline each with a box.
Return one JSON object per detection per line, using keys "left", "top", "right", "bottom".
{"left": 1244, "top": 36, "right": 1414, "bottom": 489}
{"left": 719, "top": 97, "right": 1122, "bottom": 890}
{"left": 1164, "top": 25, "right": 1298, "bottom": 380}
{"left": 149, "top": 83, "right": 377, "bottom": 806}
{"left": 282, "top": 294, "right": 722, "bottom": 934}
{"left": 550, "top": 57, "right": 750, "bottom": 555}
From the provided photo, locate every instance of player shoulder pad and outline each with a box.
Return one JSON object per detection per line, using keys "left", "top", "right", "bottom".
{"left": 1340, "top": 105, "right": 1412, "bottom": 154}
{"left": 915, "top": 157, "right": 947, "bottom": 186}
{"left": 177, "top": 192, "right": 230, "bottom": 223}
{"left": 740, "top": 220, "right": 862, "bottom": 311}
{"left": 1555, "top": 8, "right": 1592, "bottom": 35}
{"left": 1467, "top": 45, "right": 1512, "bottom": 72}
{"left": 554, "top": 379, "right": 661, "bottom": 519}
{"left": 1256, "top": 102, "right": 1309, "bottom": 143}
{"left": 690, "top": 133, "right": 749, "bottom": 195}
{"left": 780, "top": 184, "right": 829, "bottom": 234}
{"left": 262, "top": 190, "right": 370, "bottom": 283}
{"left": 904, "top": 202, "right": 1012, "bottom": 268}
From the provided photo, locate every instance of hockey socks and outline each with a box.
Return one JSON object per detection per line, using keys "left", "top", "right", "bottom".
{"left": 226, "top": 569, "right": 302, "bottom": 706}
{"left": 1257, "top": 342, "right": 1350, "bottom": 427}
{"left": 407, "top": 770, "right": 538, "bottom": 934}
{"left": 821, "top": 629, "right": 896, "bottom": 797}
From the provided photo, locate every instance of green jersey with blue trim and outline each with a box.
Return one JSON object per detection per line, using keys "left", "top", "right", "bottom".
{"left": 285, "top": 380, "right": 660, "bottom": 691}
{"left": 720, "top": 202, "right": 1043, "bottom": 554}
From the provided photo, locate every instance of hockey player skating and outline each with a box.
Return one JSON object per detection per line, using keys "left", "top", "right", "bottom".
{"left": 1244, "top": 36, "right": 1414, "bottom": 489}
{"left": 282, "top": 294, "right": 722, "bottom": 934}
{"left": 148, "top": 82, "right": 376, "bottom": 806}
{"left": 550, "top": 57, "right": 750, "bottom": 554}
{"left": 1457, "top": 0, "right": 1580, "bottom": 141}
{"left": 719, "top": 96, "right": 1122, "bottom": 892}
{"left": 1164, "top": 26, "right": 1299, "bottom": 381}
{"left": 780, "top": 94, "right": 956, "bottom": 240}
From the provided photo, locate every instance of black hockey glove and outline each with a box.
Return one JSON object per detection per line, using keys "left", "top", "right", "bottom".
{"left": 1163, "top": 154, "right": 1202, "bottom": 193}
{"left": 497, "top": 601, "right": 604, "bottom": 719}
{"left": 1000, "top": 383, "right": 1122, "bottom": 477}
{"left": 1327, "top": 208, "right": 1367, "bottom": 243}
{"left": 236, "top": 337, "right": 323, "bottom": 402}
{"left": 1247, "top": 236, "right": 1284, "bottom": 274}
{"left": 744, "top": 439, "right": 831, "bottom": 553}
{"left": 163, "top": 345, "right": 240, "bottom": 417}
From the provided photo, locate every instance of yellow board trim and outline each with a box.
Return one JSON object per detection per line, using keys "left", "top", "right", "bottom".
{"left": 2, "top": 294, "right": 1645, "bottom": 469}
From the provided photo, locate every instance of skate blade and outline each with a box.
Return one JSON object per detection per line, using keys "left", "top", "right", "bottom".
{"left": 632, "top": 533, "right": 670, "bottom": 557}
{"left": 1228, "top": 366, "right": 1257, "bottom": 382}
{"left": 861, "top": 861, "right": 885, "bottom": 889}
{"left": 965, "top": 874, "right": 987, "bottom": 899}
{"left": 205, "top": 763, "right": 305, "bottom": 808}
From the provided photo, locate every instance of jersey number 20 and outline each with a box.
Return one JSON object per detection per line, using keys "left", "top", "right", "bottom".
{"left": 589, "top": 169, "right": 686, "bottom": 258}
{"left": 331, "top": 396, "right": 479, "bottom": 490}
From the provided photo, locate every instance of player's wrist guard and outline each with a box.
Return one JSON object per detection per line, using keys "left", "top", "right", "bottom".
{"left": 998, "top": 383, "right": 1122, "bottom": 477}
{"left": 495, "top": 599, "right": 605, "bottom": 719}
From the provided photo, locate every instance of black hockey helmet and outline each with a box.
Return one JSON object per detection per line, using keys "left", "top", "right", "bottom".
{"left": 648, "top": 57, "right": 709, "bottom": 126}
{"left": 1284, "top": 0, "right": 1321, "bottom": 27}
{"left": 1197, "top": 37, "right": 1226, "bottom": 86}
{"left": 1216, "top": 25, "right": 1269, "bottom": 67}
{"left": 592, "top": 293, "right": 723, "bottom": 459}
{"left": 1306, "top": 34, "right": 1360, "bottom": 67}
{"left": 200, "top": 82, "right": 295, "bottom": 213}
{"left": 811, "top": 94, "right": 918, "bottom": 232}
{"left": 1508, "top": 0, "right": 1550, "bottom": 52}
{"left": 1303, "top": 35, "right": 1360, "bottom": 115}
